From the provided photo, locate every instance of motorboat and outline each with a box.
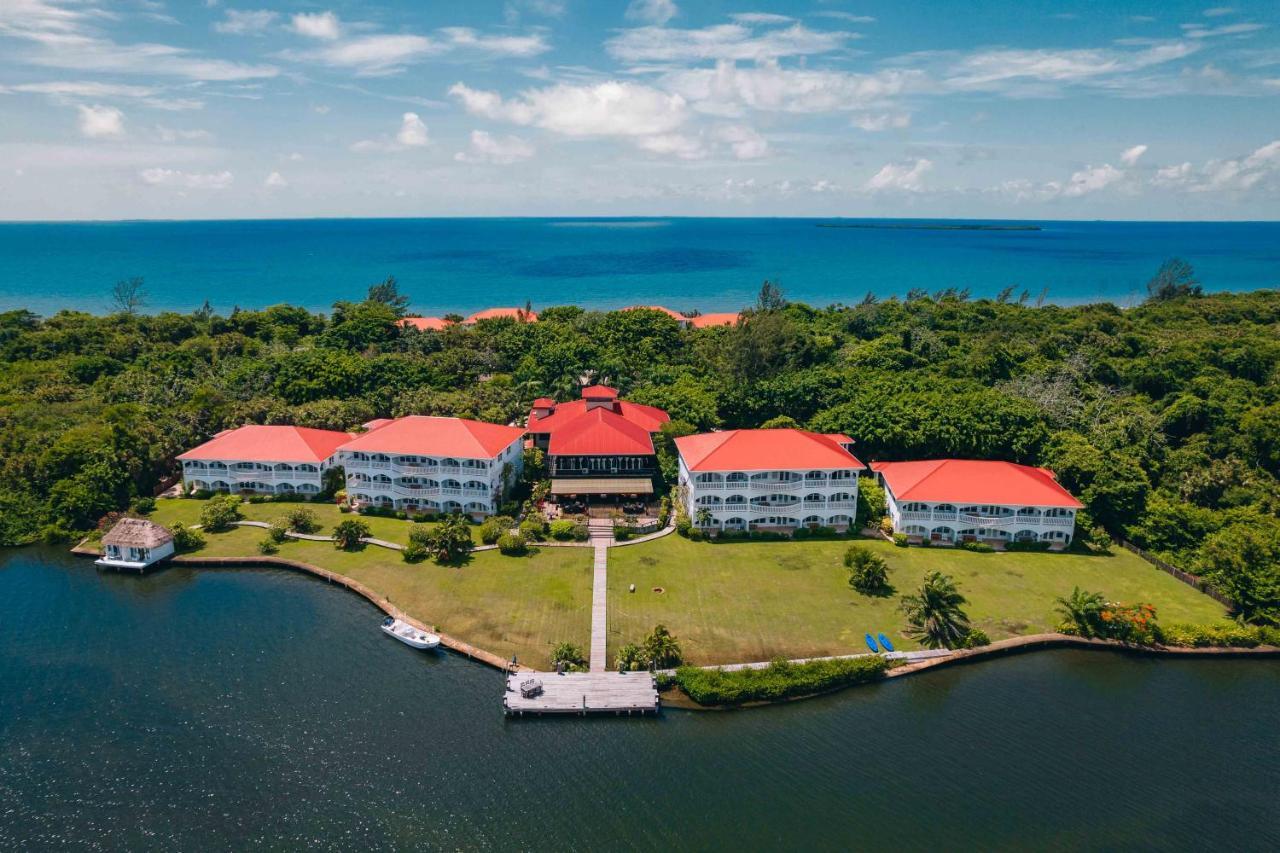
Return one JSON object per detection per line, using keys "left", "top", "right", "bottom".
{"left": 381, "top": 616, "right": 441, "bottom": 650}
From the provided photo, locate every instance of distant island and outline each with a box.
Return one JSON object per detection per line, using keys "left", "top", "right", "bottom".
{"left": 817, "top": 222, "right": 1042, "bottom": 231}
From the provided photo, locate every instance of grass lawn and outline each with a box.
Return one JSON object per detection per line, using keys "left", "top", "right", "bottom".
{"left": 149, "top": 497, "right": 453, "bottom": 545}
{"left": 147, "top": 500, "right": 591, "bottom": 669}
{"left": 607, "top": 536, "right": 1231, "bottom": 666}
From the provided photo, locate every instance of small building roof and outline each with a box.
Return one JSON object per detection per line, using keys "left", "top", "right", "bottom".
{"left": 338, "top": 416, "right": 524, "bottom": 459}
{"left": 547, "top": 407, "right": 656, "bottom": 456}
{"left": 528, "top": 394, "right": 669, "bottom": 439}
{"left": 870, "top": 459, "right": 1083, "bottom": 508}
{"left": 676, "top": 429, "right": 863, "bottom": 472}
{"left": 689, "top": 312, "right": 740, "bottom": 328}
{"left": 399, "top": 316, "right": 450, "bottom": 332}
{"left": 178, "top": 425, "right": 354, "bottom": 463}
{"left": 102, "top": 517, "right": 173, "bottom": 548}
{"left": 531, "top": 397, "right": 557, "bottom": 408}
{"left": 465, "top": 307, "right": 538, "bottom": 324}
{"left": 581, "top": 384, "right": 619, "bottom": 399}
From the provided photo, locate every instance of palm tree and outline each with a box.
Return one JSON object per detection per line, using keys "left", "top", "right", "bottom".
{"left": 643, "top": 624, "right": 683, "bottom": 668}
{"left": 694, "top": 507, "right": 713, "bottom": 529}
{"left": 1055, "top": 587, "right": 1107, "bottom": 637}
{"left": 899, "top": 571, "right": 972, "bottom": 649}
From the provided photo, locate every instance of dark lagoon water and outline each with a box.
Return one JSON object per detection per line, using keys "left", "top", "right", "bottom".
{"left": 0, "top": 218, "right": 1277, "bottom": 316}
{"left": 2, "top": 547, "right": 1278, "bottom": 851}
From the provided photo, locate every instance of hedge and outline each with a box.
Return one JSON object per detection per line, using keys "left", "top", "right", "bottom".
{"left": 675, "top": 656, "right": 889, "bottom": 706}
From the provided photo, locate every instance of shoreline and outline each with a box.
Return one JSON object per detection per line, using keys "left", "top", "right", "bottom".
{"left": 74, "top": 547, "right": 1278, "bottom": 711}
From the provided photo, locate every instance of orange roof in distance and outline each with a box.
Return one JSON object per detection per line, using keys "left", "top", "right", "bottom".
{"left": 871, "top": 459, "right": 1083, "bottom": 507}
{"left": 338, "top": 416, "right": 524, "bottom": 458}
{"left": 465, "top": 307, "right": 538, "bottom": 323}
{"left": 178, "top": 425, "right": 354, "bottom": 463}
{"left": 398, "top": 317, "right": 450, "bottom": 332}
{"left": 676, "top": 429, "right": 863, "bottom": 472}
{"left": 690, "top": 312, "right": 740, "bottom": 328}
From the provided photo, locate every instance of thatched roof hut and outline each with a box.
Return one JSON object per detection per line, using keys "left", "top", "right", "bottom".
{"left": 102, "top": 518, "right": 173, "bottom": 549}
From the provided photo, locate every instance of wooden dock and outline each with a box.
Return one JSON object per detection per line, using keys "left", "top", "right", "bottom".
{"left": 503, "top": 671, "right": 659, "bottom": 716}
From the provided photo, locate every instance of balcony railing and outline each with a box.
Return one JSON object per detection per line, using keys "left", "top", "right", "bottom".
{"left": 749, "top": 479, "right": 803, "bottom": 491}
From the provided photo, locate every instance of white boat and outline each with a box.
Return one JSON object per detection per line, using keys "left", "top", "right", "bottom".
{"left": 380, "top": 617, "right": 441, "bottom": 650}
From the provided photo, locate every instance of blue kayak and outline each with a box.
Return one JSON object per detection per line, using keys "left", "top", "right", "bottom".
{"left": 864, "top": 633, "right": 879, "bottom": 653}
{"left": 877, "top": 633, "right": 895, "bottom": 652}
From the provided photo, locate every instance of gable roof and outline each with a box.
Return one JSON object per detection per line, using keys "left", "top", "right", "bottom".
{"left": 581, "top": 384, "right": 619, "bottom": 399}
{"left": 178, "top": 425, "right": 354, "bottom": 463}
{"left": 676, "top": 429, "right": 862, "bottom": 472}
{"left": 871, "top": 459, "right": 1083, "bottom": 508}
{"left": 528, "top": 398, "right": 669, "bottom": 437}
{"left": 339, "top": 416, "right": 524, "bottom": 459}
{"left": 548, "top": 407, "right": 656, "bottom": 456}
{"left": 103, "top": 518, "right": 173, "bottom": 548}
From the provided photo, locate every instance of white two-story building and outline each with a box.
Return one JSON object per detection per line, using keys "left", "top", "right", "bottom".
{"left": 178, "top": 425, "right": 353, "bottom": 497}
{"left": 335, "top": 416, "right": 525, "bottom": 518}
{"left": 871, "top": 459, "right": 1081, "bottom": 547}
{"left": 676, "top": 429, "right": 863, "bottom": 533}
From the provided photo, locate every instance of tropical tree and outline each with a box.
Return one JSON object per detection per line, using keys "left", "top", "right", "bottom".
{"left": 332, "top": 518, "right": 371, "bottom": 550}
{"left": 694, "top": 507, "right": 713, "bottom": 528}
{"left": 899, "top": 572, "right": 972, "bottom": 649}
{"left": 642, "top": 624, "right": 683, "bottom": 668}
{"left": 551, "top": 642, "right": 586, "bottom": 670}
{"left": 414, "top": 513, "right": 474, "bottom": 563}
{"left": 615, "top": 643, "right": 648, "bottom": 673}
{"left": 1055, "top": 587, "right": 1108, "bottom": 636}
{"left": 844, "top": 545, "right": 892, "bottom": 596}
{"left": 199, "top": 494, "right": 243, "bottom": 532}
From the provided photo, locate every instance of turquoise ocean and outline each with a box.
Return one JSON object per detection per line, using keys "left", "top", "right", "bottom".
{"left": 0, "top": 218, "right": 1277, "bottom": 315}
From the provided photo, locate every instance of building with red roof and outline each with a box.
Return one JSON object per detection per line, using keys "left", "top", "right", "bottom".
{"left": 527, "top": 386, "right": 669, "bottom": 500}
{"left": 336, "top": 416, "right": 525, "bottom": 517}
{"left": 178, "top": 425, "right": 354, "bottom": 496}
{"left": 398, "top": 316, "right": 451, "bottom": 332}
{"left": 675, "top": 429, "right": 863, "bottom": 534}
{"left": 689, "top": 312, "right": 740, "bottom": 329}
{"left": 464, "top": 307, "right": 538, "bottom": 324}
{"left": 871, "top": 459, "right": 1081, "bottom": 547}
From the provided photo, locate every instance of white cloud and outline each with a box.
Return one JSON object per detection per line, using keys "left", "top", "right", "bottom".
{"left": 1194, "top": 139, "right": 1280, "bottom": 191}
{"left": 0, "top": 79, "right": 203, "bottom": 109}
{"left": 635, "top": 133, "right": 706, "bottom": 159}
{"left": 1202, "top": 7, "right": 1236, "bottom": 17}
{"left": 625, "top": 0, "right": 678, "bottom": 26}
{"left": 1121, "top": 144, "right": 1148, "bottom": 165}
{"left": 716, "top": 123, "right": 768, "bottom": 159}
{"left": 156, "top": 126, "right": 212, "bottom": 143}
{"left": 455, "top": 130, "right": 536, "bottom": 164}
{"left": 1153, "top": 161, "right": 1193, "bottom": 186}
{"left": 607, "top": 23, "right": 854, "bottom": 63}
{"left": 1060, "top": 163, "right": 1124, "bottom": 197}
{"left": 866, "top": 158, "right": 932, "bottom": 191}
{"left": 291, "top": 11, "right": 341, "bottom": 40}
{"left": 438, "top": 27, "right": 549, "bottom": 58}
{"left": 730, "top": 13, "right": 793, "bottom": 25}
{"left": 214, "top": 9, "right": 278, "bottom": 35}
{"left": 396, "top": 112, "right": 429, "bottom": 146}
{"left": 1180, "top": 21, "right": 1264, "bottom": 39}
{"left": 945, "top": 41, "right": 1199, "bottom": 90}
{"left": 77, "top": 104, "right": 124, "bottom": 138}
{"left": 139, "top": 168, "right": 233, "bottom": 189}
{"left": 282, "top": 27, "right": 548, "bottom": 75}
{"left": 450, "top": 81, "right": 688, "bottom": 137}
{"left": 852, "top": 112, "right": 911, "bottom": 131}
{"left": 662, "top": 61, "right": 913, "bottom": 116}
{"left": 264, "top": 170, "right": 287, "bottom": 188}
{"left": 815, "top": 11, "right": 875, "bottom": 23}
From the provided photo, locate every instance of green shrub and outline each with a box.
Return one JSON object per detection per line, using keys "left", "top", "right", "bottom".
{"left": 1155, "top": 622, "right": 1264, "bottom": 648}
{"left": 615, "top": 643, "right": 648, "bottom": 672}
{"left": 130, "top": 496, "right": 156, "bottom": 515}
{"left": 642, "top": 624, "right": 683, "bottom": 668}
{"left": 519, "top": 518, "right": 546, "bottom": 541}
{"left": 497, "top": 531, "right": 528, "bottom": 555}
{"left": 1006, "top": 539, "right": 1052, "bottom": 552}
{"left": 548, "top": 519, "right": 578, "bottom": 540}
{"left": 257, "top": 538, "right": 279, "bottom": 555}
{"left": 550, "top": 642, "right": 586, "bottom": 671}
{"left": 267, "top": 520, "right": 289, "bottom": 543}
{"left": 283, "top": 507, "right": 319, "bottom": 533}
{"left": 676, "top": 656, "right": 888, "bottom": 706}
{"left": 479, "top": 515, "right": 514, "bottom": 545}
{"left": 199, "top": 494, "right": 243, "bottom": 532}
{"left": 402, "top": 541, "right": 428, "bottom": 563}
{"left": 616, "top": 528, "right": 634, "bottom": 541}
{"left": 959, "top": 540, "right": 995, "bottom": 553}
{"left": 844, "top": 544, "right": 892, "bottom": 596}
{"left": 960, "top": 628, "right": 991, "bottom": 648}
{"left": 332, "top": 518, "right": 371, "bottom": 550}
{"left": 892, "top": 532, "right": 908, "bottom": 547}
{"left": 170, "top": 523, "right": 204, "bottom": 553}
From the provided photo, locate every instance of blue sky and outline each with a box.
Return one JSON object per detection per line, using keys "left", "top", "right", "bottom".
{"left": 1, "top": 0, "right": 1278, "bottom": 220}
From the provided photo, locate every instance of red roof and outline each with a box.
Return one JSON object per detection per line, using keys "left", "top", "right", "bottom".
{"left": 532, "top": 397, "right": 556, "bottom": 407}
{"left": 529, "top": 398, "right": 669, "bottom": 437}
{"left": 178, "top": 425, "right": 354, "bottom": 463}
{"left": 399, "top": 317, "right": 450, "bottom": 332}
{"left": 622, "top": 305, "right": 687, "bottom": 322}
{"left": 676, "top": 429, "right": 862, "bottom": 472}
{"left": 581, "top": 384, "right": 619, "bottom": 399}
{"left": 465, "top": 307, "right": 538, "bottom": 323}
{"left": 547, "top": 407, "right": 656, "bottom": 456}
{"left": 339, "top": 416, "right": 524, "bottom": 458}
{"left": 690, "top": 312, "right": 740, "bottom": 328}
{"left": 871, "top": 460, "right": 1083, "bottom": 508}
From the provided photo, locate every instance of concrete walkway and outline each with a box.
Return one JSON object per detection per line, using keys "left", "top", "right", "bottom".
{"left": 587, "top": 519, "right": 613, "bottom": 672}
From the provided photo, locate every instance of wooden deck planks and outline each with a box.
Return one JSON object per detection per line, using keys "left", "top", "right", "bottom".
{"left": 503, "top": 671, "right": 659, "bottom": 715}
